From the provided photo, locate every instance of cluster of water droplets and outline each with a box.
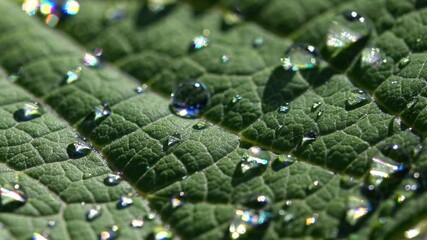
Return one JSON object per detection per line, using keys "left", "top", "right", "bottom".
{"left": 22, "top": 0, "right": 80, "bottom": 27}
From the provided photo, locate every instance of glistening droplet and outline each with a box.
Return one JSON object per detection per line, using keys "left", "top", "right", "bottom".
{"left": 104, "top": 172, "right": 123, "bottom": 186}
{"left": 1, "top": 182, "right": 27, "bottom": 208}
{"left": 171, "top": 192, "right": 186, "bottom": 208}
{"left": 229, "top": 209, "right": 272, "bottom": 239}
{"left": 240, "top": 147, "right": 270, "bottom": 174}
{"left": 278, "top": 103, "right": 290, "bottom": 114}
{"left": 99, "top": 225, "right": 119, "bottom": 240}
{"left": 346, "top": 196, "right": 371, "bottom": 225}
{"left": 345, "top": 89, "right": 370, "bottom": 110}
{"left": 281, "top": 43, "right": 320, "bottom": 71}
{"left": 62, "top": 67, "right": 82, "bottom": 85}
{"left": 86, "top": 205, "right": 102, "bottom": 221}
{"left": 83, "top": 49, "right": 104, "bottom": 68}
{"left": 117, "top": 195, "right": 133, "bottom": 209}
{"left": 14, "top": 102, "right": 44, "bottom": 122}
{"left": 192, "top": 36, "right": 209, "bottom": 50}
{"left": 170, "top": 81, "right": 210, "bottom": 118}
{"left": 67, "top": 141, "right": 92, "bottom": 159}
{"left": 152, "top": 226, "right": 173, "bottom": 240}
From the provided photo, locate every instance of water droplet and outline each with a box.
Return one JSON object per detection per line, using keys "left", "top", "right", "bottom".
{"left": 281, "top": 43, "right": 320, "bottom": 71}
{"left": 403, "top": 218, "right": 427, "bottom": 239}
{"left": 305, "top": 214, "right": 319, "bottom": 226}
{"left": 243, "top": 195, "right": 271, "bottom": 209}
{"left": 94, "top": 103, "right": 112, "bottom": 123}
{"left": 104, "top": 172, "right": 123, "bottom": 186}
{"left": 145, "top": 212, "right": 157, "bottom": 221}
{"left": 22, "top": 0, "right": 40, "bottom": 16}
{"left": 345, "top": 89, "right": 370, "bottom": 110}
{"left": 1, "top": 182, "right": 26, "bottom": 208}
{"left": 170, "top": 81, "right": 210, "bottom": 118}
{"left": 62, "top": 67, "right": 82, "bottom": 85}
{"left": 307, "top": 180, "right": 321, "bottom": 192}
{"left": 165, "top": 133, "right": 181, "bottom": 149}
{"left": 117, "top": 195, "right": 133, "bottom": 209}
{"left": 273, "top": 154, "right": 296, "bottom": 169}
{"left": 327, "top": 10, "right": 371, "bottom": 52}
{"left": 45, "top": 14, "right": 60, "bottom": 28}
{"left": 253, "top": 37, "right": 264, "bottom": 48}
{"left": 229, "top": 209, "right": 272, "bottom": 239}
{"left": 83, "top": 49, "right": 104, "bottom": 68}
{"left": 221, "top": 55, "right": 231, "bottom": 64}
{"left": 223, "top": 8, "right": 244, "bottom": 26}
{"left": 278, "top": 103, "right": 290, "bottom": 114}
{"left": 130, "top": 218, "right": 144, "bottom": 228}
{"left": 316, "top": 110, "right": 324, "bottom": 119}
{"left": 63, "top": 0, "right": 80, "bottom": 15}
{"left": 152, "top": 226, "right": 173, "bottom": 240}
{"left": 135, "top": 84, "right": 148, "bottom": 94}
{"left": 368, "top": 157, "right": 407, "bottom": 188}
{"left": 399, "top": 57, "right": 410, "bottom": 68}
{"left": 231, "top": 95, "right": 242, "bottom": 104}
{"left": 192, "top": 36, "right": 209, "bottom": 50}
{"left": 346, "top": 196, "right": 371, "bottom": 225}
{"left": 99, "top": 225, "right": 119, "bottom": 240}
{"left": 171, "top": 192, "right": 186, "bottom": 208}
{"left": 311, "top": 101, "right": 322, "bottom": 111}
{"left": 47, "top": 221, "right": 56, "bottom": 228}
{"left": 340, "top": 176, "right": 359, "bottom": 189}
{"left": 193, "top": 121, "right": 208, "bottom": 130}
{"left": 32, "top": 232, "right": 48, "bottom": 240}
{"left": 302, "top": 130, "right": 318, "bottom": 144}
{"left": 14, "top": 102, "right": 44, "bottom": 122}
{"left": 67, "top": 141, "right": 92, "bottom": 159}
{"left": 406, "top": 97, "right": 419, "bottom": 110}
{"left": 86, "top": 205, "right": 102, "bottom": 221}
{"left": 240, "top": 147, "right": 270, "bottom": 174}
{"left": 361, "top": 47, "right": 387, "bottom": 68}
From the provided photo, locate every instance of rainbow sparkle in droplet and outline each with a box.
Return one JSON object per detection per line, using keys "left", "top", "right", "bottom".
{"left": 63, "top": 0, "right": 80, "bottom": 15}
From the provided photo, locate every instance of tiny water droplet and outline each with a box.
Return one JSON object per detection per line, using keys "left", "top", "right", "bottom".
{"left": 83, "top": 49, "right": 104, "bottom": 68}
{"left": 105, "top": 7, "right": 127, "bottom": 22}
{"left": 86, "top": 205, "right": 102, "bottom": 221}
{"left": 130, "top": 218, "right": 144, "bottom": 228}
{"left": 281, "top": 43, "right": 319, "bottom": 71}
{"left": 307, "top": 180, "right": 321, "bottom": 192}
{"left": 62, "top": 67, "right": 82, "bottom": 85}
{"left": 305, "top": 214, "right": 319, "bottom": 226}
{"left": 278, "top": 103, "right": 290, "bottom": 114}
{"left": 231, "top": 95, "right": 242, "bottom": 104}
{"left": 1, "top": 182, "right": 27, "bottom": 208}
{"left": 171, "top": 192, "right": 186, "bottom": 208}
{"left": 273, "top": 154, "right": 296, "bottom": 170}
{"left": 166, "top": 133, "right": 181, "bottom": 149}
{"left": 243, "top": 195, "right": 271, "bottom": 209}
{"left": 316, "top": 110, "right": 324, "bottom": 119}
{"left": 135, "top": 84, "right": 148, "bottom": 94}
{"left": 192, "top": 36, "right": 209, "bottom": 50}
{"left": 147, "top": 0, "right": 176, "bottom": 13}
{"left": 229, "top": 209, "right": 272, "bottom": 239}
{"left": 311, "top": 101, "right": 322, "bottom": 111}
{"left": 47, "top": 221, "right": 56, "bottom": 228}
{"left": 99, "top": 225, "right": 119, "bottom": 240}
{"left": 94, "top": 103, "right": 112, "bottom": 123}
{"left": 240, "top": 147, "right": 270, "bottom": 174}
{"left": 253, "top": 37, "right": 265, "bottom": 48}
{"left": 327, "top": 10, "right": 371, "bottom": 53}
{"left": 32, "top": 232, "right": 48, "bottom": 240}
{"left": 345, "top": 89, "right": 370, "bottom": 110}
{"left": 368, "top": 157, "right": 407, "bottom": 188}
{"left": 117, "top": 195, "right": 133, "bottom": 209}
{"left": 145, "top": 212, "right": 157, "bottom": 221}
{"left": 361, "top": 47, "right": 387, "bottom": 68}
{"left": 170, "top": 81, "right": 210, "bottom": 118}
{"left": 152, "top": 226, "right": 173, "bottom": 240}
{"left": 221, "top": 55, "right": 231, "bottom": 64}
{"left": 193, "top": 121, "right": 208, "bottom": 130}
{"left": 104, "top": 172, "right": 123, "bottom": 186}
{"left": 346, "top": 196, "right": 371, "bottom": 225}
{"left": 14, "top": 102, "right": 44, "bottom": 122}
{"left": 302, "top": 130, "right": 318, "bottom": 144}
{"left": 67, "top": 141, "right": 92, "bottom": 159}
{"left": 399, "top": 57, "right": 410, "bottom": 68}
{"left": 406, "top": 97, "right": 418, "bottom": 110}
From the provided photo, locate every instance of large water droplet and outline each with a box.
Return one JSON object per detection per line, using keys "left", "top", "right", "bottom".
{"left": 240, "top": 147, "right": 270, "bottom": 174}
{"left": 1, "top": 182, "right": 27, "bottom": 209}
{"left": 171, "top": 192, "right": 186, "bottom": 208}
{"left": 281, "top": 43, "right": 320, "bottom": 71}
{"left": 130, "top": 218, "right": 144, "bottom": 228}
{"left": 104, "top": 172, "right": 123, "bottom": 186}
{"left": 32, "top": 232, "right": 48, "bottom": 240}
{"left": 361, "top": 47, "right": 387, "bottom": 68}
{"left": 368, "top": 157, "right": 407, "bottom": 188}
{"left": 346, "top": 196, "right": 371, "bottom": 225}
{"left": 62, "top": 67, "right": 82, "bottom": 85}
{"left": 152, "top": 226, "right": 173, "bottom": 240}
{"left": 345, "top": 89, "right": 370, "bottom": 110}
{"left": 327, "top": 10, "right": 371, "bottom": 52}
{"left": 94, "top": 103, "right": 112, "bottom": 123}
{"left": 192, "top": 36, "right": 209, "bottom": 50}
{"left": 86, "top": 205, "right": 102, "bottom": 221}
{"left": 170, "top": 81, "right": 210, "bottom": 118}
{"left": 278, "top": 103, "right": 290, "bottom": 114}
{"left": 99, "top": 225, "right": 119, "bottom": 240}
{"left": 83, "top": 49, "right": 104, "bottom": 68}
{"left": 229, "top": 209, "right": 272, "bottom": 239}
{"left": 67, "top": 141, "right": 92, "bottom": 159}
{"left": 117, "top": 195, "right": 133, "bottom": 209}
{"left": 14, "top": 102, "right": 44, "bottom": 122}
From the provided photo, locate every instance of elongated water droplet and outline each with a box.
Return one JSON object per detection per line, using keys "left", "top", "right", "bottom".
{"left": 67, "top": 141, "right": 92, "bottom": 159}
{"left": 361, "top": 47, "right": 387, "bottom": 68}
{"left": 171, "top": 192, "right": 185, "bottom": 208}
{"left": 32, "top": 232, "right": 48, "bottom": 240}
{"left": 346, "top": 196, "right": 371, "bottom": 225}
{"left": 62, "top": 67, "right": 82, "bottom": 85}
{"left": 135, "top": 84, "right": 147, "bottom": 94}
{"left": 83, "top": 49, "right": 104, "bottom": 68}
{"left": 368, "top": 157, "right": 407, "bottom": 188}
{"left": 253, "top": 37, "right": 264, "bottom": 48}
{"left": 192, "top": 36, "right": 209, "bottom": 50}
{"left": 193, "top": 121, "right": 208, "bottom": 130}
{"left": 104, "top": 172, "right": 123, "bottom": 186}
{"left": 130, "top": 218, "right": 144, "bottom": 228}
{"left": 345, "top": 89, "right": 370, "bottom": 110}
{"left": 305, "top": 214, "right": 319, "bottom": 226}
{"left": 273, "top": 154, "right": 296, "bottom": 170}
{"left": 152, "top": 226, "right": 173, "bottom": 240}
{"left": 406, "top": 97, "right": 418, "bottom": 110}
{"left": 240, "top": 147, "right": 270, "bottom": 174}
{"left": 170, "top": 81, "right": 210, "bottom": 118}
{"left": 221, "top": 55, "right": 231, "bottom": 64}
{"left": 99, "top": 225, "right": 119, "bottom": 240}
{"left": 399, "top": 57, "right": 410, "bottom": 69}
{"left": 1, "top": 182, "right": 26, "bottom": 208}
{"left": 281, "top": 43, "right": 319, "bottom": 71}
{"left": 302, "top": 130, "right": 318, "bottom": 144}
{"left": 311, "top": 101, "right": 322, "bottom": 111}
{"left": 278, "top": 103, "right": 290, "bottom": 114}
{"left": 117, "top": 195, "right": 133, "bottom": 209}
{"left": 327, "top": 10, "right": 371, "bottom": 52}
{"left": 14, "top": 102, "right": 44, "bottom": 122}
{"left": 63, "top": 0, "right": 80, "bottom": 15}
{"left": 86, "top": 205, "right": 102, "bottom": 221}
{"left": 22, "top": 0, "right": 40, "bottom": 16}
{"left": 94, "top": 103, "right": 111, "bottom": 123}
{"left": 316, "top": 110, "right": 324, "bottom": 119}
{"left": 229, "top": 209, "right": 272, "bottom": 239}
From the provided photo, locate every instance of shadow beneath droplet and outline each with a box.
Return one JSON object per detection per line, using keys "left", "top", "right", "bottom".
{"left": 135, "top": 5, "right": 176, "bottom": 29}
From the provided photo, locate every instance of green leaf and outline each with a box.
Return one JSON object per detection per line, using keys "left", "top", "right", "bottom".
{"left": 1, "top": 0, "right": 427, "bottom": 239}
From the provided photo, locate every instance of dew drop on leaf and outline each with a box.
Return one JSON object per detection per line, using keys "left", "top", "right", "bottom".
{"left": 117, "top": 195, "right": 133, "bottom": 209}
{"left": 170, "top": 81, "right": 210, "bottom": 118}
{"left": 104, "top": 172, "right": 123, "bottom": 186}
{"left": 311, "top": 101, "right": 322, "bottom": 111}
{"left": 99, "top": 225, "right": 119, "bottom": 240}
{"left": 171, "top": 191, "right": 186, "bottom": 208}
{"left": 166, "top": 133, "right": 181, "bottom": 149}
{"left": 221, "top": 55, "right": 231, "bottom": 64}
{"left": 62, "top": 67, "right": 82, "bottom": 85}
{"left": 193, "top": 121, "right": 208, "bottom": 130}
{"left": 403, "top": 218, "right": 427, "bottom": 239}
{"left": 346, "top": 196, "right": 371, "bottom": 225}
{"left": 231, "top": 94, "right": 242, "bottom": 104}
{"left": 345, "top": 89, "right": 370, "bottom": 110}
{"left": 302, "top": 130, "right": 318, "bottom": 144}
{"left": 14, "top": 102, "right": 44, "bottom": 122}
{"left": 281, "top": 43, "right": 320, "bottom": 71}
{"left": 278, "top": 103, "right": 290, "bottom": 114}
{"left": 222, "top": 7, "right": 244, "bottom": 26}
{"left": 0, "top": 182, "right": 27, "bottom": 208}
{"left": 135, "top": 84, "right": 147, "bottom": 94}
{"left": 130, "top": 218, "right": 144, "bottom": 228}
{"left": 361, "top": 47, "right": 387, "bottom": 68}
{"left": 94, "top": 103, "right": 112, "bottom": 123}
{"left": 192, "top": 36, "right": 209, "bottom": 50}
{"left": 40, "top": 0, "right": 55, "bottom": 15}
{"left": 252, "top": 37, "right": 264, "bottom": 48}
{"left": 86, "top": 205, "right": 102, "bottom": 221}
{"left": 240, "top": 147, "right": 270, "bottom": 174}
{"left": 47, "top": 220, "right": 56, "bottom": 228}
{"left": 305, "top": 214, "right": 319, "bottom": 226}
{"left": 229, "top": 209, "right": 272, "bottom": 239}
{"left": 399, "top": 57, "right": 410, "bottom": 69}
{"left": 273, "top": 154, "right": 296, "bottom": 170}
{"left": 32, "top": 232, "right": 48, "bottom": 240}
{"left": 83, "top": 49, "right": 104, "bottom": 68}
{"left": 152, "top": 226, "right": 173, "bottom": 240}
{"left": 145, "top": 212, "right": 157, "bottom": 221}
{"left": 66, "top": 141, "right": 92, "bottom": 159}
